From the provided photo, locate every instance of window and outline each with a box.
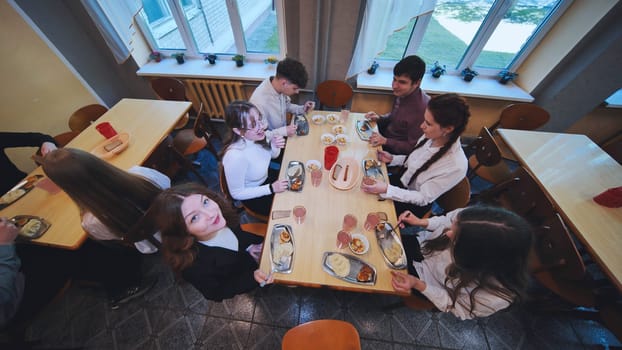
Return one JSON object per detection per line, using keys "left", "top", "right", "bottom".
{"left": 379, "top": 0, "right": 572, "bottom": 76}
{"left": 136, "top": 0, "right": 284, "bottom": 58}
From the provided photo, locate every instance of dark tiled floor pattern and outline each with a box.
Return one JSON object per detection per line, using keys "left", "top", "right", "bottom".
{"left": 23, "top": 127, "right": 622, "bottom": 349}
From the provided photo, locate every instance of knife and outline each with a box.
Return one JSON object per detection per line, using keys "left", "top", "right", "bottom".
{"left": 343, "top": 165, "right": 349, "bottom": 182}
{"left": 332, "top": 164, "right": 342, "bottom": 181}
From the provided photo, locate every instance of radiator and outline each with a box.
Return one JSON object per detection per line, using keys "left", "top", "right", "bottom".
{"left": 184, "top": 79, "right": 245, "bottom": 121}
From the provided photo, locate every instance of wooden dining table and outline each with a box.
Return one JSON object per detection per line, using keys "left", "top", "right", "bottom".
{"left": 258, "top": 111, "right": 408, "bottom": 295}
{"left": 0, "top": 98, "right": 192, "bottom": 250}
{"left": 496, "top": 128, "right": 622, "bottom": 291}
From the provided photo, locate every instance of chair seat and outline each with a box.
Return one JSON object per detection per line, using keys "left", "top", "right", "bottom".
{"left": 173, "top": 129, "right": 207, "bottom": 156}
{"left": 282, "top": 320, "right": 361, "bottom": 350}
{"left": 468, "top": 154, "right": 513, "bottom": 184}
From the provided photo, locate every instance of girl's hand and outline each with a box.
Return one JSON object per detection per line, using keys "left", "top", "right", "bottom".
{"left": 303, "top": 101, "right": 315, "bottom": 113}
{"left": 365, "top": 111, "right": 379, "bottom": 122}
{"left": 271, "top": 135, "right": 286, "bottom": 148}
{"left": 247, "top": 243, "right": 263, "bottom": 263}
{"left": 391, "top": 271, "right": 426, "bottom": 293}
{"left": 40, "top": 142, "right": 57, "bottom": 156}
{"left": 369, "top": 132, "right": 387, "bottom": 147}
{"left": 376, "top": 150, "right": 393, "bottom": 164}
{"left": 271, "top": 179, "right": 289, "bottom": 193}
{"left": 360, "top": 180, "right": 388, "bottom": 195}
{"left": 398, "top": 211, "right": 422, "bottom": 227}
{"left": 285, "top": 124, "right": 297, "bottom": 137}
{"left": 255, "top": 269, "right": 274, "bottom": 286}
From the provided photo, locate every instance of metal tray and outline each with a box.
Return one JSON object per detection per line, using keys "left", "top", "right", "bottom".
{"left": 362, "top": 159, "right": 385, "bottom": 183}
{"left": 270, "top": 224, "right": 294, "bottom": 273}
{"left": 286, "top": 161, "right": 305, "bottom": 192}
{"left": 356, "top": 120, "right": 374, "bottom": 141}
{"left": 12, "top": 215, "right": 51, "bottom": 240}
{"left": 374, "top": 222, "right": 407, "bottom": 269}
{"left": 294, "top": 114, "right": 309, "bottom": 136}
{"left": 321, "top": 252, "right": 377, "bottom": 285}
{"left": 0, "top": 175, "right": 43, "bottom": 210}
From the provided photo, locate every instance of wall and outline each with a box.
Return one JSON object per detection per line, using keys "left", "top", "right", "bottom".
{"left": 0, "top": 1, "right": 98, "bottom": 173}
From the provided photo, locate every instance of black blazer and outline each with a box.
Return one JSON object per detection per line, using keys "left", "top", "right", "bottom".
{"left": 182, "top": 226, "right": 263, "bottom": 302}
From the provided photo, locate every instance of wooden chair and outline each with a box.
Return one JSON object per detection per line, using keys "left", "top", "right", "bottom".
{"left": 192, "top": 106, "right": 220, "bottom": 160}
{"left": 172, "top": 103, "right": 219, "bottom": 169}
{"left": 316, "top": 80, "right": 354, "bottom": 110}
{"left": 240, "top": 222, "right": 267, "bottom": 237}
{"left": 68, "top": 104, "right": 108, "bottom": 132}
{"left": 479, "top": 167, "right": 555, "bottom": 226}
{"left": 281, "top": 320, "right": 361, "bottom": 350}
{"left": 218, "top": 163, "right": 269, "bottom": 222}
{"left": 53, "top": 131, "right": 80, "bottom": 147}
{"left": 489, "top": 103, "right": 550, "bottom": 160}
{"left": 430, "top": 177, "right": 471, "bottom": 216}
{"left": 150, "top": 77, "right": 190, "bottom": 129}
{"left": 143, "top": 135, "right": 208, "bottom": 186}
{"left": 466, "top": 126, "right": 513, "bottom": 185}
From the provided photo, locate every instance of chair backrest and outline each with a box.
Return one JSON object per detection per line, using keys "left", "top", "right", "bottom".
{"left": 150, "top": 77, "right": 187, "bottom": 101}
{"left": 532, "top": 213, "right": 586, "bottom": 281}
{"left": 281, "top": 320, "right": 361, "bottom": 350}
{"left": 316, "top": 80, "right": 354, "bottom": 109}
{"left": 185, "top": 79, "right": 245, "bottom": 121}
{"left": 68, "top": 104, "right": 108, "bottom": 132}
{"left": 482, "top": 167, "right": 555, "bottom": 226}
{"left": 218, "top": 162, "right": 232, "bottom": 201}
{"left": 53, "top": 131, "right": 80, "bottom": 147}
{"left": 490, "top": 103, "right": 550, "bottom": 132}
{"left": 436, "top": 177, "right": 471, "bottom": 213}
{"left": 471, "top": 126, "right": 502, "bottom": 167}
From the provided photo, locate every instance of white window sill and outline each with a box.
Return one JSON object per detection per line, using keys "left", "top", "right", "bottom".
{"left": 357, "top": 67, "right": 534, "bottom": 102}
{"left": 137, "top": 58, "right": 276, "bottom": 82}
{"left": 605, "top": 89, "right": 622, "bottom": 108}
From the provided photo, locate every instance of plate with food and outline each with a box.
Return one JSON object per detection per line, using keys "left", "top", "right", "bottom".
{"left": 271, "top": 224, "right": 294, "bottom": 273}
{"left": 286, "top": 161, "right": 305, "bottom": 192}
{"left": 356, "top": 120, "right": 375, "bottom": 141}
{"left": 374, "top": 222, "right": 407, "bottom": 269}
{"left": 311, "top": 114, "right": 326, "bottom": 125}
{"left": 326, "top": 113, "right": 340, "bottom": 124}
{"left": 305, "top": 159, "right": 321, "bottom": 172}
{"left": 332, "top": 125, "right": 346, "bottom": 135}
{"left": 321, "top": 133, "right": 335, "bottom": 145}
{"left": 293, "top": 114, "right": 309, "bottom": 136}
{"left": 329, "top": 157, "right": 360, "bottom": 190}
{"left": 362, "top": 158, "right": 385, "bottom": 183}
{"left": 91, "top": 132, "right": 130, "bottom": 159}
{"left": 11, "top": 215, "right": 51, "bottom": 239}
{"left": 0, "top": 175, "right": 43, "bottom": 209}
{"left": 335, "top": 134, "right": 350, "bottom": 146}
{"left": 349, "top": 233, "right": 369, "bottom": 255}
{"left": 322, "top": 252, "right": 376, "bottom": 285}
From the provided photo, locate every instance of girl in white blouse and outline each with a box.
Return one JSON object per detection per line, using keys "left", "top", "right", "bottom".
{"left": 361, "top": 93, "right": 470, "bottom": 217}
{"left": 221, "top": 101, "right": 288, "bottom": 217}
{"left": 391, "top": 205, "right": 532, "bottom": 320}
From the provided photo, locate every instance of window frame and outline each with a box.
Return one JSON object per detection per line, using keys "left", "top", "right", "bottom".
{"left": 135, "top": 0, "right": 286, "bottom": 60}
{"left": 381, "top": 0, "right": 573, "bottom": 77}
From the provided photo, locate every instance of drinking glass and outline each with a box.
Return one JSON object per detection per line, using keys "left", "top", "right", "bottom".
{"left": 364, "top": 213, "right": 380, "bottom": 231}
{"left": 342, "top": 214, "right": 357, "bottom": 232}
{"left": 293, "top": 205, "right": 306, "bottom": 224}
{"left": 336, "top": 230, "right": 351, "bottom": 249}
{"left": 311, "top": 169, "right": 323, "bottom": 187}
{"left": 95, "top": 122, "right": 117, "bottom": 139}
{"left": 324, "top": 145, "right": 339, "bottom": 170}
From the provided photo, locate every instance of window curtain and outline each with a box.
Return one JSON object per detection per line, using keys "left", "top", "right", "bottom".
{"left": 81, "top": 0, "right": 141, "bottom": 64}
{"left": 346, "top": 0, "right": 435, "bottom": 79}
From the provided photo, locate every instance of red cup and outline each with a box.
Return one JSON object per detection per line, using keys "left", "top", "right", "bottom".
{"left": 324, "top": 145, "right": 339, "bottom": 170}
{"left": 95, "top": 122, "right": 117, "bottom": 139}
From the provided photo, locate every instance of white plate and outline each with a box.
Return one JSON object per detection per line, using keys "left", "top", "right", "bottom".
{"left": 326, "top": 113, "right": 340, "bottom": 124}
{"left": 321, "top": 133, "right": 335, "bottom": 145}
{"left": 349, "top": 233, "right": 369, "bottom": 255}
{"left": 335, "top": 134, "right": 350, "bottom": 146}
{"left": 305, "top": 159, "right": 321, "bottom": 172}
{"left": 332, "top": 124, "right": 346, "bottom": 135}
{"left": 311, "top": 114, "right": 326, "bottom": 125}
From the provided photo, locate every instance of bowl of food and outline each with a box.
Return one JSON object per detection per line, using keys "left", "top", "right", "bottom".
{"left": 332, "top": 125, "right": 346, "bottom": 135}
{"left": 326, "top": 113, "right": 339, "bottom": 124}
{"left": 311, "top": 114, "right": 326, "bottom": 125}
{"left": 321, "top": 133, "right": 336, "bottom": 145}
{"left": 305, "top": 159, "right": 321, "bottom": 172}
{"left": 335, "top": 134, "right": 350, "bottom": 146}
{"left": 349, "top": 233, "right": 369, "bottom": 255}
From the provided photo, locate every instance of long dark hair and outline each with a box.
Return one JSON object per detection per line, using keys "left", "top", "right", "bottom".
{"left": 220, "top": 100, "right": 269, "bottom": 158}
{"left": 42, "top": 148, "right": 162, "bottom": 241}
{"left": 150, "top": 183, "right": 239, "bottom": 275}
{"left": 422, "top": 205, "right": 533, "bottom": 317}
{"left": 407, "top": 93, "right": 470, "bottom": 186}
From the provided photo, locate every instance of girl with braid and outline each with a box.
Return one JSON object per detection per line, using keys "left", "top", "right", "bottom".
{"left": 390, "top": 205, "right": 533, "bottom": 319}
{"left": 361, "top": 93, "right": 469, "bottom": 217}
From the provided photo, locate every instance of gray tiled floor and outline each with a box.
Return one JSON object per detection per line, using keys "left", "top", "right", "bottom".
{"left": 22, "top": 128, "right": 622, "bottom": 349}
